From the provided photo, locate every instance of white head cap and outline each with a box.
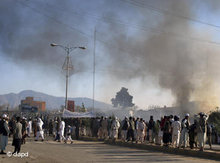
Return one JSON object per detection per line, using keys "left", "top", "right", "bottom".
{"left": 2, "top": 114, "right": 7, "bottom": 119}
{"left": 185, "top": 113, "right": 190, "bottom": 117}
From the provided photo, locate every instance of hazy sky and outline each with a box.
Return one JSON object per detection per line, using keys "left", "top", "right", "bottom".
{"left": 1, "top": 0, "right": 220, "bottom": 109}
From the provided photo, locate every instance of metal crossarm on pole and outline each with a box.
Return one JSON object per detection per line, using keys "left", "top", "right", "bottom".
{"left": 50, "top": 43, "right": 86, "bottom": 110}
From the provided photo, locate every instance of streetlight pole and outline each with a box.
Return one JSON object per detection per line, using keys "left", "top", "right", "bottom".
{"left": 65, "top": 47, "right": 70, "bottom": 111}
{"left": 50, "top": 43, "right": 86, "bottom": 110}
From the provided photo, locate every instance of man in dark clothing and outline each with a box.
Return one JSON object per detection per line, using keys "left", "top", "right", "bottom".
{"left": 127, "top": 117, "right": 135, "bottom": 142}
{"left": 90, "top": 118, "right": 95, "bottom": 137}
{"left": 0, "top": 114, "right": 10, "bottom": 154}
{"left": 162, "top": 117, "right": 168, "bottom": 145}
{"left": 148, "top": 116, "right": 155, "bottom": 143}
{"left": 107, "top": 117, "right": 112, "bottom": 138}
{"left": 12, "top": 117, "right": 22, "bottom": 154}
{"left": 21, "top": 117, "right": 27, "bottom": 144}
{"left": 189, "top": 120, "right": 197, "bottom": 149}
{"left": 43, "top": 117, "right": 49, "bottom": 136}
{"left": 207, "top": 122, "right": 212, "bottom": 149}
{"left": 134, "top": 117, "right": 139, "bottom": 142}
{"left": 94, "top": 118, "right": 100, "bottom": 138}
{"left": 75, "top": 118, "right": 80, "bottom": 140}
{"left": 169, "top": 115, "right": 174, "bottom": 143}
{"left": 54, "top": 118, "right": 60, "bottom": 141}
{"left": 32, "top": 118, "right": 37, "bottom": 137}
{"left": 49, "top": 119, "right": 53, "bottom": 136}
{"left": 8, "top": 117, "right": 16, "bottom": 138}
{"left": 121, "top": 117, "right": 129, "bottom": 142}
{"left": 163, "top": 116, "right": 172, "bottom": 146}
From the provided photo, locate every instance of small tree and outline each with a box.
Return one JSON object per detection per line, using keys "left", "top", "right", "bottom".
{"left": 0, "top": 104, "right": 8, "bottom": 111}
{"left": 111, "top": 87, "right": 134, "bottom": 108}
{"left": 208, "top": 111, "right": 220, "bottom": 134}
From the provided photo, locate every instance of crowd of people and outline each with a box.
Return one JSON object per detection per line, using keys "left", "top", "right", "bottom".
{"left": 90, "top": 112, "right": 214, "bottom": 151}
{"left": 0, "top": 111, "right": 217, "bottom": 155}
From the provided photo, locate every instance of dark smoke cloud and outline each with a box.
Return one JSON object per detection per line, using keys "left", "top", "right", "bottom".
{"left": 99, "top": 0, "right": 220, "bottom": 113}
{"left": 1, "top": 0, "right": 220, "bottom": 114}
{"left": 0, "top": 0, "right": 89, "bottom": 74}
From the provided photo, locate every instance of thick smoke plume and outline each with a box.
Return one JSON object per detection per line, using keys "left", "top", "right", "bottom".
{"left": 0, "top": 0, "right": 89, "bottom": 74}
{"left": 100, "top": 0, "right": 220, "bottom": 114}
{"left": 1, "top": 0, "right": 220, "bottom": 115}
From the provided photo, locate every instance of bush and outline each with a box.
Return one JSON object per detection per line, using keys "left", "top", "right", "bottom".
{"left": 208, "top": 111, "right": 220, "bottom": 134}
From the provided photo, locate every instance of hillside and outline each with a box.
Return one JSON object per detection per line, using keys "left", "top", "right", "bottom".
{"left": 0, "top": 90, "right": 113, "bottom": 110}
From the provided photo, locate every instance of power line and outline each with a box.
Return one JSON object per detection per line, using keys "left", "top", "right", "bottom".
{"left": 43, "top": 1, "right": 150, "bottom": 33}
{"left": 15, "top": 0, "right": 93, "bottom": 40}
{"left": 122, "top": 0, "right": 220, "bottom": 29}
{"left": 39, "top": 0, "right": 220, "bottom": 48}
{"left": 15, "top": 0, "right": 220, "bottom": 50}
{"left": 13, "top": 0, "right": 135, "bottom": 54}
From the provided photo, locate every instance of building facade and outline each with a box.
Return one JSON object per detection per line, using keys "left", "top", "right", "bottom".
{"left": 20, "top": 97, "right": 46, "bottom": 112}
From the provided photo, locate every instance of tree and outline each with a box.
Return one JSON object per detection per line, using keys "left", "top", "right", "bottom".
{"left": 75, "top": 103, "right": 87, "bottom": 112}
{"left": 0, "top": 104, "right": 8, "bottom": 111}
{"left": 208, "top": 111, "right": 220, "bottom": 134}
{"left": 111, "top": 87, "right": 135, "bottom": 108}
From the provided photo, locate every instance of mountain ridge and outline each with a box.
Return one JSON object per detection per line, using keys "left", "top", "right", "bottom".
{"left": 0, "top": 90, "right": 112, "bottom": 110}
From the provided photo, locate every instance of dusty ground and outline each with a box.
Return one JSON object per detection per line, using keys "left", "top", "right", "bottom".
{"left": 0, "top": 138, "right": 219, "bottom": 163}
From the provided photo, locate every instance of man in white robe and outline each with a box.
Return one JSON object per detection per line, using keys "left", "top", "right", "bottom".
{"left": 35, "top": 118, "right": 44, "bottom": 141}
{"left": 195, "top": 112, "right": 209, "bottom": 151}
{"left": 111, "top": 117, "right": 120, "bottom": 140}
{"left": 59, "top": 118, "right": 65, "bottom": 142}
{"left": 27, "top": 118, "right": 32, "bottom": 137}
{"left": 137, "top": 118, "right": 146, "bottom": 143}
{"left": 171, "top": 116, "right": 181, "bottom": 148}
{"left": 179, "top": 113, "right": 190, "bottom": 148}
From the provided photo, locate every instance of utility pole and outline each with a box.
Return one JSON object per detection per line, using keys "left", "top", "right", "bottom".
{"left": 93, "top": 28, "right": 96, "bottom": 113}
{"left": 65, "top": 46, "right": 70, "bottom": 111}
{"left": 51, "top": 43, "right": 86, "bottom": 110}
